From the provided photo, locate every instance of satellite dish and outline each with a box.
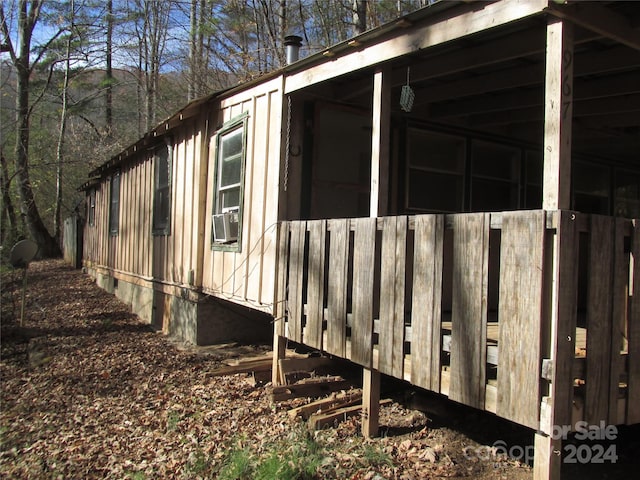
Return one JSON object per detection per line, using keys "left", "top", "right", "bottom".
{"left": 9, "top": 239, "right": 38, "bottom": 269}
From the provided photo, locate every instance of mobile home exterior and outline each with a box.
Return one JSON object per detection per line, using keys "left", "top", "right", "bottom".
{"left": 81, "top": 1, "right": 640, "bottom": 478}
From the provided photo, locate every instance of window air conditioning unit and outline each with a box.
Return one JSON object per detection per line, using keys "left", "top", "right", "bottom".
{"left": 212, "top": 211, "right": 239, "bottom": 243}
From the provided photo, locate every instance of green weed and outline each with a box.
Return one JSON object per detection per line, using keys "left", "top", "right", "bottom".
{"left": 125, "top": 471, "right": 146, "bottom": 480}
{"left": 362, "top": 443, "right": 393, "bottom": 467}
{"left": 186, "top": 447, "right": 212, "bottom": 477}
{"left": 217, "top": 445, "right": 253, "bottom": 480}
{"left": 166, "top": 411, "right": 180, "bottom": 432}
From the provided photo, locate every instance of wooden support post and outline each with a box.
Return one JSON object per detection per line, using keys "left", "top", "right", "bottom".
{"left": 272, "top": 334, "right": 287, "bottom": 386}
{"left": 533, "top": 432, "right": 562, "bottom": 480}
{"left": 542, "top": 18, "right": 574, "bottom": 210}
{"left": 370, "top": 66, "right": 391, "bottom": 217}
{"left": 362, "top": 368, "right": 381, "bottom": 438}
{"left": 360, "top": 66, "right": 387, "bottom": 438}
{"left": 537, "top": 19, "right": 574, "bottom": 479}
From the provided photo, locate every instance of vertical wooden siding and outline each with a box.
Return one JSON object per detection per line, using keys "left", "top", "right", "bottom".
{"left": 277, "top": 211, "right": 640, "bottom": 430}
{"left": 83, "top": 115, "right": 207, "bottom": 289}
{"left": 150, "top": 119, "right": 206, "bottom": 286}
{"left": 202, "top": 78, "right": 283, "bottom": 313}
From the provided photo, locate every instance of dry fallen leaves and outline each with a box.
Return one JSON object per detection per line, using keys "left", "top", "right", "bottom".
{"left": 0, "top": 260, "right": 539, "bottom": 479}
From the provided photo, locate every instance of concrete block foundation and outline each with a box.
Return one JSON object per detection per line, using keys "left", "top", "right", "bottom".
{"left": 84, "top": 268, "right": 271, "bottom": 346}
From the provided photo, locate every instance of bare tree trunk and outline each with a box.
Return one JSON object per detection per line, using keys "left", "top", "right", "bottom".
{"left": 137, "top": 44, "right": 144, "bottom": 136}
{"left": 143, "top": 1, "right": 152, "bottom": 131}
{"left": 0, "top": 154, "right": 19, "bottom": 245}
{"left": 139, "top": 0, "right": 169, "bottom": 130}
{"left": 188, "top": 0, "right": 197, "bottom": 101}
{"left": 278, "top": 0, "right": 287, "bottom": 68}
{"left": 279, "top": 0, "right": 287, "bottom": 37}
{"left": 105, "top": 0, "right": 113, "bottom": 137}
{"left": 257, "top": 0, "right": 285, "bottom": 69}
{"left": 1, "top": 0, "right": 60, "bottom": 257}
{"left": 54, "top": 0, "right": 74, "bottom": 243}
{"left": 199, "top": 0, "right": 208, "bottom": 95}
{"left": 353, "top": 0, "right": 367, "bottom": 35}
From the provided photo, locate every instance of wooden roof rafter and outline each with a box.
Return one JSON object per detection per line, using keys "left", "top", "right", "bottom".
{"left": 429, "top": 71, "right": 640, "bottom": 119}
{"left": 411, "top": 44, "right": 640, "bottom": 108}
{"left": 468, "top": 93, "right": 640, "bottom": 127}
{"left": 545, "top": 1, "right": 640, "bottom": 52}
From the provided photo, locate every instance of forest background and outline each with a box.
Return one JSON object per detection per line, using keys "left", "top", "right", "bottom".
{"left": 1, "top": 0, "right": 436, "bottom": 259}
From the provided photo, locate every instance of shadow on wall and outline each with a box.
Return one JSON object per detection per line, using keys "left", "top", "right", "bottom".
{"left": 196, "top": 296, "right": 272, "bottom": 346}
{"left": 151, "top": 289, "right": 272, "bottom": 347}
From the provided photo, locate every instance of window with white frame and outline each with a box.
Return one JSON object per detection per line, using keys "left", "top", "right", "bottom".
{"left": 212, "top": 115, "right": 247, "bottom": 246}
{"left": 153, "top": 141, "right": 172, "bottom": 235}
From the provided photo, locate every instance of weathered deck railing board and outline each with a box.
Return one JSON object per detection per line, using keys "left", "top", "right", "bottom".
{"left": 274, "top": 210, "right": 639, "bottom": 432}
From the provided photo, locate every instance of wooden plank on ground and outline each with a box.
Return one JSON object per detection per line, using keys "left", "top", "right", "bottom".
{"left": 585, "top": 215, "right": 614, "bottom": 425}
{"left": 214, "top": 349, "right": 308, "bottom": 378}
{"left": 271, "top": 376, "right": 352, "bottom": 401}
{"left": 326, "top": 219, "right": 349, "bottom": 357}
{"left": 211, "top": 359, "right": 273, "bottom": 376}
{"left": 224, "top": 353, "right": 273, "bottom": 367}
{"left": 306, "top": 220, "right": 326, "bottom": 350}
{"left": 351, "top": 218, "right": 377, "bottom": 368}
{"left": 497, "top": 210, "right": 546, "bottom": 430}
{"left": 411, "top": 214, "right": 444, "bottom": 392}
{"left": 288, "top": 389, "right": 363, "bottom": 420}
{"left": 378, "top": 216, "right": 407, "bottom": 378}
{"left": 309, "top": 399, "right": 392, "bottom": 430}
{"left": 628, "top": 219, "right": 640, "bottom": 424}
{"left": 287, "top": 221, "right": 306, "bottom": 342}
{"left": 449, "top": 213, "right": 489, "bottom": 410}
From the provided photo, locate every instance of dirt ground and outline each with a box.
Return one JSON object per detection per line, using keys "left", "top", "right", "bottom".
{"left": 0, "top": 260, "right": 637, "bottom": 479}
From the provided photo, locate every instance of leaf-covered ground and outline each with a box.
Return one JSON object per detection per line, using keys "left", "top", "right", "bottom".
{"left": 0, "top": 260, "right": 636, "bottom": 479}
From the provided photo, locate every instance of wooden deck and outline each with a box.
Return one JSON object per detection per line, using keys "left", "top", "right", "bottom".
{"left": 274, "top": 210, "right": 640, "bottom": 433}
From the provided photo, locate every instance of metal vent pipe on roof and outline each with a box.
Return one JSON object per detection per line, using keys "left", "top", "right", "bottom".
{"left": 284, "top": 35, "right": 303, "bottom": 64}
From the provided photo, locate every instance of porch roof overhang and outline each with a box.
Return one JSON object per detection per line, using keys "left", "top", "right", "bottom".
{"left": 285, "top": 0, "right": 639, "bottom": 169}
{"left": 283, "top": 0, "right": 640, "bottom": 92}
{"left": 284, "top": 0, "right": 551, "bottom": 94}
{"left": 86, "top": 0, "right": 639, "bottom": 182}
